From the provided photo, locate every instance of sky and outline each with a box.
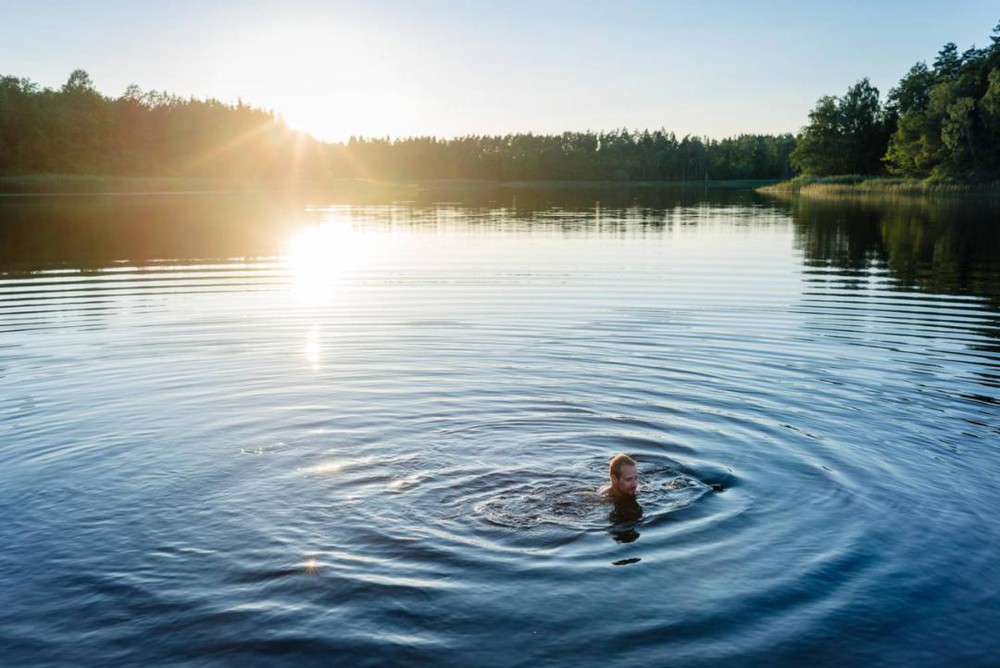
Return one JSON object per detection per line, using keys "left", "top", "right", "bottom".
{"left": 1, "top": 0, "right": 997, "bottom": 143}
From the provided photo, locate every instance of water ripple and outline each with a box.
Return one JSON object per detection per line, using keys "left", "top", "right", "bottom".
{"left": 1, "top": 201, "right": 998, "bottom": 666}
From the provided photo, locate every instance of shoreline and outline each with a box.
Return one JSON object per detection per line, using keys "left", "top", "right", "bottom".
{"left": 6, "top": 173, "right": 999, "bottom": 200}
{"left": 757, "top": 175, "right": 1000, "bottom": 197}
{"left": 0, "top": 174, "right": 779, "bottom": 197}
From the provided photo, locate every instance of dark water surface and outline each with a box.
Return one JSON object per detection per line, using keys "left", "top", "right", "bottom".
{"left": 1, "top": 188, "right": 998, "bottom": 667}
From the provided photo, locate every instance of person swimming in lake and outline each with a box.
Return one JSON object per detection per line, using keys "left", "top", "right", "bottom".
{"left": 602, "top": 453, "right": 642, "bottom": 542}
{"left": 601, "top": 453, "right": 638, "bottom": 501}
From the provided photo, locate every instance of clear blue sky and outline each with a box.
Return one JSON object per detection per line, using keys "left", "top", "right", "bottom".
{"left": 1, "top": 0, "right": 997, "bottom": 142}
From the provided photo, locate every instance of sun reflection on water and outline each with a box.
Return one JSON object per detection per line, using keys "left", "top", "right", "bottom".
{"left": 304, "top": 326, "right": 321, "bottom": 370}
{"left": 285, "top": 216, "right": 388, "bottom": 306}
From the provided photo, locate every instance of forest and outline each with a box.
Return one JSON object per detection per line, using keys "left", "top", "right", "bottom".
{"left": 0, "top": 70, "right": 793, "bottom": 185}
{"left": 792, "top": 21, "right": 1000, "bottom": 180}
{"left": 1, "top": 20, "right": 997, "bottom": 185}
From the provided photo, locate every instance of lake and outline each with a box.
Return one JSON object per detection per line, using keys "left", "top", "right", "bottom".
{"left": 1, "top": 187, "right": 997, "bottom": 667}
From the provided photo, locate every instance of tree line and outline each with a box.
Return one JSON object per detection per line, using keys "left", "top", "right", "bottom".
{"left": 1, "top": 69, "right": 795, "bottom": 184}
{"left": 0, "top": 70, "right": 317, "bottom": 183}
{"left": 8, "top": 18, "right": 996, "bottom": 186}
{"left": 792, "top": 21, "right": 1000, "bottom": 179}
{"left": 334, "top": 131, "right": 796, "bottom": 181}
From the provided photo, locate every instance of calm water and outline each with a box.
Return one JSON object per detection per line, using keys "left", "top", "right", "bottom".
{"left": 1, "top": 188, "right": 998, "bottom": 667}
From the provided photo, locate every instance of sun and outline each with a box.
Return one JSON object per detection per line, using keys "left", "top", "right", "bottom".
{"left": 277, "top": 94, "right": 343, "bottom": 139}
{"left": 276, "top": 89, "right": 419, "bottom": 143}
{"left": 213, "top": 23, "right": 418, "bottom": 143}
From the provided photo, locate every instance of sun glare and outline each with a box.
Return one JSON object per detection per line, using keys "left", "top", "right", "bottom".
{"left": 214, "top": 23, "right": 418, "bottom": 142}
{"left": 304, "top": 325, "right": 321, "bottom": 370}
{"left": 277, "top": 89, "right": 420, "bottom": 142}
{"left": 285, "top": 216, "right": 387, "bottom": 305}
{"left": 279, "top": 96, "right": 338, "bottom": 137}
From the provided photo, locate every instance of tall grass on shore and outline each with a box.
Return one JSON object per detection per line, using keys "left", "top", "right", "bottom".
{"left": 758, "top": 175, "right": 1000, "bottom": 197}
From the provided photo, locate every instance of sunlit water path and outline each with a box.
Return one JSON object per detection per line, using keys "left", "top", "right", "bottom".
{"left": 1, "top": 192, "right": 998, "bottom": 666}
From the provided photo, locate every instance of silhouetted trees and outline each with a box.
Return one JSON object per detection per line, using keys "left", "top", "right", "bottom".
{"left": 6, "top": 21, "right": 1000, "bottom": 186}
{"left": 327, "top": 131, "right": 795, "bottom": 181}
{"left": 0, "top": 70, "right": 795, "bottom": 184}
{"left": 0, "top": 71, "right": 328, "bottom": 183}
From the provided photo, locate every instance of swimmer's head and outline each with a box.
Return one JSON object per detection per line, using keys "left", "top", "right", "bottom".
{"left": 608, "top": 453, "right": 638, "bottom": 498}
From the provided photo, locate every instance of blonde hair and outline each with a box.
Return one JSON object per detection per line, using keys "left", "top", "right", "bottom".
{"left": 609, "top": 453, "right": 637, "bottom": 482}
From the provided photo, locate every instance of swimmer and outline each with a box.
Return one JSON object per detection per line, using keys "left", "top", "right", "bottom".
{"left": 601, "top": 453, "right": 638, "bottom": 501}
